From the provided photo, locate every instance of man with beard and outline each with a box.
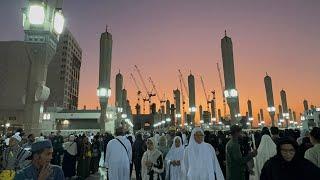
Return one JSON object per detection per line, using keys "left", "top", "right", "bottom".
{"left": 14, "top": 140, "right": 65, "bottom": 180}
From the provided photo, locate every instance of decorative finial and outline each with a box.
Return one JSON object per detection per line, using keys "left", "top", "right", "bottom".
{"left": 266, "top": 72, "right": 268, "bottom": 76}
{"left": 224, "top": 30, "right": 227, "bottom": 37}
{"left": 106, "top": 25, "right": 108, "bottom": 32}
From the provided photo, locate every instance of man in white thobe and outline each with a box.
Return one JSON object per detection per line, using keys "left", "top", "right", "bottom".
{"left": 105, "top": 127, "right": 132, "bottom": 180}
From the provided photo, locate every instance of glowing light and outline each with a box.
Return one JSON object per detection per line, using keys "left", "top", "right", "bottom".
{"left": 249, "top": 117, "right": 254, "bottom": 121}
{"left": 279, "top": 119, "right": 284, "bottom": 123}
{"left": 218, "top": 122, "right": 223, "bottom": 125}
{"left": 166, "top": 118, "right": 171, "bottom": 122}
{"left": 5, "top": 123, "right": 10, "bottom": 128}
{"left": 175, "top": 114, "right": 182, "bottom": 118}
{"left": 161, "top": 120, "right": 165, "bottom": 124}
{"left": 53, "top": 11, "right": 64, "bottom": 34}
{"left": 200, "top": 120, "right": 204, "bottom": 124}
{"left": 278, "top": 122, "right": 282, "bottom": 126}
{"left": 267, "top": 107, "right": 276, "bottom": 112}
{"left": 97, "top": 88, "right": 111, "bottom": 97}
{"left": 301, "top": 116, "right": 305, "bottom": 121}
{"left": 29, "top": 5, "right": 45, "bottom": 25}
{"left": 189, "top": 107, "right": 197, "bottom": 112}
{"left": 246, "top": 122, "right": 250, "bottom": 125}
{"left": 43, "top": 113, "right": 51, "bottom": 120}
{"left": 211, "top": 118, "right": 217, "bottom": 122}
{"left": 184, "top": 123, "right": 188, "bottom": 126}
{"left": 121, "top": 114, "right": 127, "bottom": 119}
{"left": 117, "top": 107, "right": 123, "bottom": 113}
{"left": 224, "top": 89, "right": 238, "bottom": 98}
{"left": 62, "top": 120, "right": 69, "bottom": 125}
{"left": 289, "top": 120, "right": 294, "bottom": 124}
{"left": 316, "top": 108, "right": 320, "bottom": 112}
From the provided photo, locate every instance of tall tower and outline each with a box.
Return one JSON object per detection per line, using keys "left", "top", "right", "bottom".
{"left": 303, "top": 100, "right": 309, "bottom": 112}
{"left": 173, "top": 89, "right": 181, "bottom": 125}
{"left": 264, "top": 73, "right": 276, "bottom": 126}
{"left": 46, "top": 29, "right": 82, "bottom": 110}
{"left": 221, "top": 31, "right": 240, "bottom": 124}
{"left": 260, "top": 108, "right": 264, "bottom": 125}
{"left": 97, "top": 26, "right": 112, "bottom": 132}
{"left": 280, "top": 89, "right": 289, "bottom": 128}
{"left": 199, "top": 105, "right": 203, "bottom": 122}
{"left": 115, "top": 71, "right": 123, "bottom": 108}
{"left": 22, "top": 0, "right": 65, "bottom": 135}
{"left": 188, "top": 73, "right": 196, "bottom": 125}
{"left": 166, "top": 100, "right": 171, "bottom": 117}
{"left": 247, "top": 100, "right": 253, "bottom": 121}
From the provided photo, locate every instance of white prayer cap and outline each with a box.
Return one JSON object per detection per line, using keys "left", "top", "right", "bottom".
{"left": 69, "top": 135, "right": 75, "bottom": 141}
{"left": 12, "top": 133, "right": 22, "bottom": 142}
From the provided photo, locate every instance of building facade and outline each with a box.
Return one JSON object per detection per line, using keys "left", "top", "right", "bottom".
{"left": 45, "top": 29, "right": 82, "bottom": 110}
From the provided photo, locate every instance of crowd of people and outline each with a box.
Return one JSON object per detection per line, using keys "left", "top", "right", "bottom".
{"left": 0, "top": 125, "right": 319, "bottom": 180}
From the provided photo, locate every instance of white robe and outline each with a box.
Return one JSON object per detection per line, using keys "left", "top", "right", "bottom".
{"left": 183, "top": 128, "right": 225, "bottom": 180}
{"left": 250, "top": 135, "right": 277, "bottom": 180}
{"left": 165, "top": 136, "right": 185, "bottom": 180}
{"left": 105, "top": 136, "right": 132, "bottom": 180}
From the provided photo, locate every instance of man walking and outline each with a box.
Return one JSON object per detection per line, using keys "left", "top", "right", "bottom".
{"left": 105, "top": 127, "right": 132, "bottom": 180}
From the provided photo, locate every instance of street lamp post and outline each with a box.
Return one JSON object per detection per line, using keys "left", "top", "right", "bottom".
{"left": 22, "top": 0, "right": 65, "bottom": 135}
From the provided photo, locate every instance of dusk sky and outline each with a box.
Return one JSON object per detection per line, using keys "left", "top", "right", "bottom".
{"left": 1, "top": 0, "right": 320, "bottom": 126}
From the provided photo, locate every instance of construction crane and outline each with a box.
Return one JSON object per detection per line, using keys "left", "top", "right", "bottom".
{"left": 179, "top": 77, "right": 186, "bottom": 127}
{"left": 134, "top": 65, "right": 155, "bottom": 113}
{"left": 148, "top": 77, "right": 166, "bottom": 105}
{"left": 130, "top": 73, "right": 142, "bottom": 105}
{"left": 217, "top": 62, "right": 227, "bottom": 117}
{"left": 200, "top": 76, "right": 211, "bottom": 111}
{"left": 178, "top": 69, "right": 189, "bottom": 97}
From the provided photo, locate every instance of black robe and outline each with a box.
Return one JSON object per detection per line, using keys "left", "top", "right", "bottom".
{"left": 260, "top": 155, "right": 320, "bottom": 180}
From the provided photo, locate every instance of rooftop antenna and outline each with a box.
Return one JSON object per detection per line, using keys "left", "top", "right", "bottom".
{"left": 106, "top": 25, "right": 108, "bottom": 32}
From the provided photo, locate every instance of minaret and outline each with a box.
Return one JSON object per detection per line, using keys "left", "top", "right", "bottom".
{"left": 210, "top": 91, "right": 217, "bottom": 122}
{"left": 188, "top": 73, "right": 197, "bottom": 125}
{"left": 166, "top": 100, "right": 170, "bottom": 117}
{"left": 221, "top": 31, "right": 240, "bottom": 124}
{"left": 97, "top": 25, "right": 112, "bottom": 132}
{"left": 247, "top": 100, "right": 253, "bottom": 121}
{"left": 303, "top": 100, "right": 309, "bottom": 112}
{"left": 199, "top": 105, "right": 203, "bottom": 122}
{"left": 260, "top": 109, "right": 264, "bottom": 125}
{"left": 173, "top": 89, "right": 181, "bottom": 125}
{"left": 264, "top": 73, "right": 276, "bottom": 126}
{"left": 122, "top": 88, "right": 128, "bottom": 116}
{"left": 280, "top": 89, "right": 289, "bottom": 128}
{"left": 115, "top": 71, "right": 123, "bottom": 108}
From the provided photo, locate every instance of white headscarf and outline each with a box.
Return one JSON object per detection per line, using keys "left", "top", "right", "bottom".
{"left": 183, "top": 127, "right": 224, "bottom": 180}
{"left": 255, "top": 135, "right": 277, "bottom": 176}
{"left": 63, "top": 135, "right": 77, "bottom": 156}
{"left": 166, "top": 136, "right": 184, "bottom": 161}
{"left": 145, "top": 137, "right": 162, "bottom": 163}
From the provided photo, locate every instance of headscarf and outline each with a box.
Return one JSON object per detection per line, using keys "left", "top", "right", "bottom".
{"left": 165, "top": 136, "right": 185, "bottom": 179}
{"left": 166, "top": 136, "right": 184, "bottom": 161}
{"left": 255, "top": 135, "right": 277, "bottom": 175}
{"left": 145, "top": 138, "right": 162, "bottom": 163}
{"left": 63, "top": 135, "right": 77, "bottom": 156}
{"left": 158, "top": 135, "right": 169, "bottom": 157}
